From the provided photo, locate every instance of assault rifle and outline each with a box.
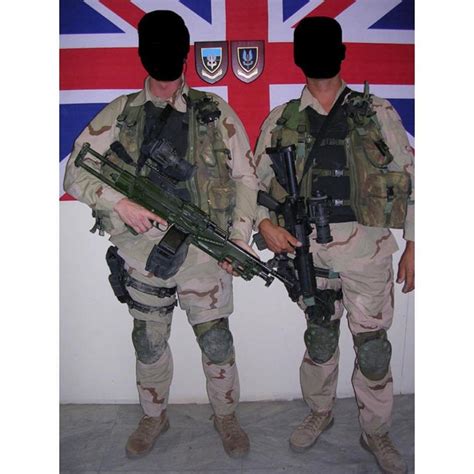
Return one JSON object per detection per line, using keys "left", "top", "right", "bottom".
{"left": 75, "top": 142, "right": 292, "bottom": 287}
{"left": 256, "top": 145, "right": 336, "bottom": 322}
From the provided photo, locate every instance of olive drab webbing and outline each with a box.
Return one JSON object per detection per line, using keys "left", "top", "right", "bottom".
{"left": 90, "top": 88, "right": 235, "bottom": 235}
{"left": 266, "top": 100, "right": 313, "bottom": 229}
{"left": 268, "top": 83, "right": 411, "bottom": 229}
{"left": 187, "top": 89, "right": 236, "bottom": 231}
{"left": 344, "top": 83, "right": 411, "bottom": 228}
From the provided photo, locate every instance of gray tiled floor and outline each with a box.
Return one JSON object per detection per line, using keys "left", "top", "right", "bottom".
{"left": 60, "top": 394, "right": 414, "bottom": 473}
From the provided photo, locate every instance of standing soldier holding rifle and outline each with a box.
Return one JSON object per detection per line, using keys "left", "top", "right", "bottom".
{"left": 64, "top": 10, "right": 258, "bottom": 460}
{"left": 254, "top": 17, "right": 414, "bottom": 474}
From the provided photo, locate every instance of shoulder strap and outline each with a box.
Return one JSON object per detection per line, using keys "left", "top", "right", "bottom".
{"left": 187, "top": 88, "right": 206, "bottom": 102}
{"left": 116, "top": 91, "right": 142, "bottom": 126}
{"left": 279, "top": 99, "right": 302, "bottom": 131}
{"left": 300, "top": 86, "right": 351, "bottom": 183}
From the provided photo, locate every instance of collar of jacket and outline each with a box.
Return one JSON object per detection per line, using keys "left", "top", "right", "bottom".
{"left": 128, "top": 75, "right": 189, "bottom": 113}
{"left": 298, "top": 79, "right": 348, "bottom": 116}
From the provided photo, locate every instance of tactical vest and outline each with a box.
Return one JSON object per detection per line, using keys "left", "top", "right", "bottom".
{"left": 102, "top": 88, "right": 235, "bottom": 231}
{"left": 269, "top": 85, "right": 411, "bottom": 228}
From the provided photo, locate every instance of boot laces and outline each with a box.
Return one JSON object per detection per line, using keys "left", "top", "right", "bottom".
{"left": 218, "top": 413, "right": 241, "bottom": 437}
{"left": 137, "top": 415, "right": 160, "bottom": 437}
{"left": 372, "top": 433, "right": 400, "bottom": 459}
{"left": 298, "top": 411, "right": 329, "bottom": 434}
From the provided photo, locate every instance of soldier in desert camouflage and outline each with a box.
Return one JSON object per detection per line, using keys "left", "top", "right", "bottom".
{"left": 254, "top": 17, "right": 414, "bottom": 474}
{"left": 64, "top": 10, "right": 257, "bottom": 459}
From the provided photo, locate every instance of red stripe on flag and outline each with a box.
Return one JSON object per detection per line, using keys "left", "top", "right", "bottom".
{"left": 60, "top": 48, "right": 146, "bottom": 90}
{"left": 265, "top": 43, "right": 414, "bottom": 85}
{"left": 225, "top": 0, "right": 270, "bottom": 147}
{"left": 60, "top": 193, "right": 75, "bottom": 201}
{"left": 60, "top": 43, "right": 413, "bottom": 91}
{"left": 100, "top": 0, "right": 145, "bottom": 28}
{"left": 305, "top": 0, "right": 357, "bottom": 20}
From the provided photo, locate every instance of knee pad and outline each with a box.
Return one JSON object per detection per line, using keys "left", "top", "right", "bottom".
{"left": 132, "top": 319, "right": 168, "bottom": 364}
{"left": 304, "top": 319, "right": 340, "bottom": 364}
{"left": 193, "top": 318, "right": 234, "bottom": 365}
{"left": 354, "top": 329, "right": 392, "bottom": 381}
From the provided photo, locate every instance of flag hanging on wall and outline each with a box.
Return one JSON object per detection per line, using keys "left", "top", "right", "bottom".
{"left": 60, "top": 0, "right": 414, "bottom": 200}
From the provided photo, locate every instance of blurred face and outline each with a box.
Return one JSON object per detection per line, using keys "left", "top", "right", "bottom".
{"left": 294, "top": 17, "right": 346, "bottom": 79}
{"left": 138, "top": 10, "right": 190, "bottom": 81}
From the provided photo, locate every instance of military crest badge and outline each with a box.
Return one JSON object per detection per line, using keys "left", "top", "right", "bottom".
{"left": 195, "top": 41, "right": 228, "bottom": 84}
{"left": 231, "top": 40, "right": 264, "bottom": 83}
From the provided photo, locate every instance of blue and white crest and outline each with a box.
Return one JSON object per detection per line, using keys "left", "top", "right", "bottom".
{"left": 231, "top": 41, "right": 264, "bottom": 83}
{"left": 195, "top": 41, "right": 228, "bottom": 84}
{"left": 202, "top": 47, "right": 222, "bottom": 74}
{"left": 237, "top": 47, "right": 258, "bottom": 73}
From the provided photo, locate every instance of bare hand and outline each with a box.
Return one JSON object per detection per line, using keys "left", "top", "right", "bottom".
{"left": 258, "top": 218, "right": 301, "bottom": 254}
{"left": 114, "top": 198, "right": 167, "bottom": 234}
{"left": 397, "top": 240, "right": 414, "bottom": 293}
{"left": 219, "top": 239, "right": 259, "bottom": 276}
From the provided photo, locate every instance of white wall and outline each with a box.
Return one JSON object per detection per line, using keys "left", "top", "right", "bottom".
{"left": 60, "top": 202, "right": 413, "bottom": 404}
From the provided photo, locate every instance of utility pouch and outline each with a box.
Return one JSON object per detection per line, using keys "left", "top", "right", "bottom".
{"left": 105, "top": 246, "right": 129, "bottom": 303}
{"left": 145, "top": 225, "right": 190, "bottom": 279}
{"left": 90, "top": 209, "right": 126, "bottom": 236}
{"left": 345, "top": 87, "right": 411, "bottom": 228}
{"left": 363, "top": 171, "right": 411, "bottom": 228}
{"left": 207, "top": 180, "right": 236, "bottom": 230}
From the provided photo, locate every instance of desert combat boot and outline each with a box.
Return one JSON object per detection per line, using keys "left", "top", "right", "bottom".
{"left": 289, "top": 410, "right": 334, "bottom": 452}
{"left": 213, "top": 412, "right": 250, "bottom": 458}
{"left": 360, "top": 432, "right": 408, "bottom": 474}
{"left": 125, "top": 411, "right": 170, "bottom": 459}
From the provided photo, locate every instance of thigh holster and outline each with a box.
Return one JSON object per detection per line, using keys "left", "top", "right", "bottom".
{"left": 105, "top": 246, "right": 177, "bottom": 314}
{"left": 309, "top": 288, "right": 343, "bottom": 323}
{"left": 353, "top": 329, "right": 392, "bottom": 381}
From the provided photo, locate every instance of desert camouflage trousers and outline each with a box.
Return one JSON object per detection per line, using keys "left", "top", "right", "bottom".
{"left": 121, "top": 244, "right": 240, "bottom": 418}
{"left": 300, "top": 223, "right": 397, "bottom": 435}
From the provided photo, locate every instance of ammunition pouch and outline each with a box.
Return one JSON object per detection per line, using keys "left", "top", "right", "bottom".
{"left": 89, "top": 209, "right": 126, "bottom": 237}
{"left": 105, "top": 246, "right": 177, "bottom": 314}
{"left": 206, "top": 179, "right": 236, "bottom": 230}
{"left": 145, "top": 226, "right": 190, "bottom": 279}
{"left": 345, "top": 90, "right": 411, "bottom": 228}
{"left": 304, "top": 319, "right": 341, "bottom": 364}
{"left": 268, "top": 85, "right": 411, "bottom": 230}
{"left": 353, "top": 329, "right": 392, "bottom": 381}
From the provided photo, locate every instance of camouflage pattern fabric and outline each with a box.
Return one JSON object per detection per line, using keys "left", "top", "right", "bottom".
{"left": 64, "top": 76, "right": 258, "bottom": 246}
{"left": 255, "top": 81, "right": 414, "bottom": 242}
{"left": 299, "top": 251, "right": 395, "bottom": 435}
{"left": 124, "top": 250, "right": 238, "bottom": 417}
{"left": 254, "top": 81, "right": 414, "bottom": 435}
{"left": 64, "top": 76, "right": 256, "bottom": 418}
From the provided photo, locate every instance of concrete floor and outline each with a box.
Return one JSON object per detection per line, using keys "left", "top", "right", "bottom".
{"left": 60, "top": 394, "right": 414, "bottom": 473}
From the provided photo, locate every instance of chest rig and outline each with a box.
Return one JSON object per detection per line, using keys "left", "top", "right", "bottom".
{"left": 269, "top": 84, "right": 411, "bottom": 228}
{"left": 104, "top": 88, "right": 235, "bottom": 231}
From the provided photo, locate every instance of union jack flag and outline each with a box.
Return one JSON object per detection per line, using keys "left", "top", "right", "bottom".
{"left": 60, "top": 0, "right": 414, "bottom": 200}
